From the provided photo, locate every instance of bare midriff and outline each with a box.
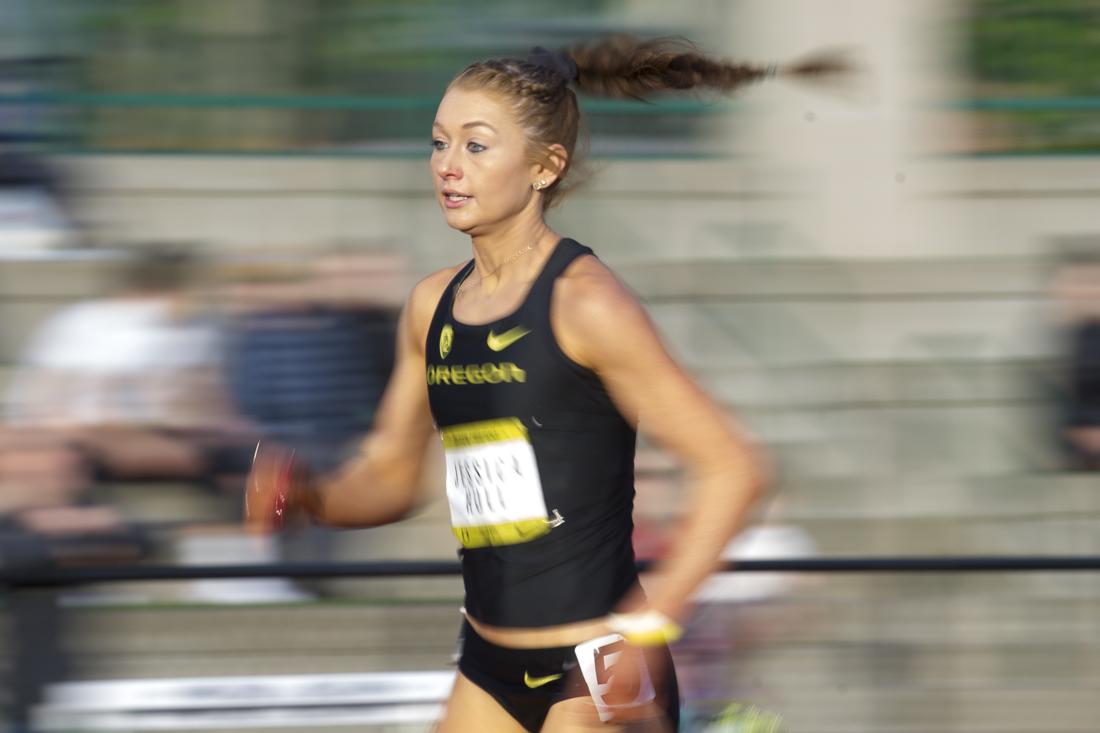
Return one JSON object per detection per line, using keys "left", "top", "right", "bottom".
{"left": 465, "top": 612, "right": 614, "bottom": 649}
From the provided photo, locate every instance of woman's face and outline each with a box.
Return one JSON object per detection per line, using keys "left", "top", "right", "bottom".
{"left": 431, "top": 86, "right": 541, "bottom": 236}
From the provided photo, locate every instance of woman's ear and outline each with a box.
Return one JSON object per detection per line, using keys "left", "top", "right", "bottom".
{"left": 532, "top": 143, "right": 569, "bottom": 188}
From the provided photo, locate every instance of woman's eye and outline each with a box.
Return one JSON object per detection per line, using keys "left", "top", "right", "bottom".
{"left": 431, "top": 139, "right": 447, "bottom": 151}
{"left": 467, "top": 142, "right": 486, "bottom": 153}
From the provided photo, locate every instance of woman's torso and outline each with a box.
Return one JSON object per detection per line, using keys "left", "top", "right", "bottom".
{"left": 425, "top": 238, "right": 639, "bottom": 643}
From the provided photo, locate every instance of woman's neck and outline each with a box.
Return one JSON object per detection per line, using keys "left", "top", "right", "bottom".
{"left": 468, "top": 220, "right": 556, "bottom": 288}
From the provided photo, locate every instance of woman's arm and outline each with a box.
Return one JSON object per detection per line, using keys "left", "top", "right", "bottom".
{"left": 247, "top": 269, "right": 452, "bottom": 530}
{"left": 553, "top": 256, "right": 768, "bottom": 624}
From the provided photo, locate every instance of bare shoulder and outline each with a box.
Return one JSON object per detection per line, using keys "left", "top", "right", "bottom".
{"left": 403, "top": 265, "right": 464, "bottom": 348}
{"left": 552, "top": 254, "right": 654, "bottom": 369}
{"left": 555, "top": 254, "right": 639, "bottom": 314}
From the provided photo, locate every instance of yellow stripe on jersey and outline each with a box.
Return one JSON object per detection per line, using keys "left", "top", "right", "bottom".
{"left": 452, "top": 518, "right": 550, "bottom": 548}
{"left": 441, "top": 417, "right": 529, "bottom": 450}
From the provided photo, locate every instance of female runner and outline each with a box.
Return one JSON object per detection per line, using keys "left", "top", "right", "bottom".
{"left": 248, "top": 35, "right": 846, "bottom": 732}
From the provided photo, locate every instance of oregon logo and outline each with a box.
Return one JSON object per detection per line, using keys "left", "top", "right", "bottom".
{"left": 427, "top": 362, "right": 526, "bottom": 386}
{"left": 439, "top": 324, "right": 454, "bottom": 359}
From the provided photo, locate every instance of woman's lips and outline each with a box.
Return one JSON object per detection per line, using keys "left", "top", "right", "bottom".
{"left": 443, "top": 193, "right": 472, "bottom": 209}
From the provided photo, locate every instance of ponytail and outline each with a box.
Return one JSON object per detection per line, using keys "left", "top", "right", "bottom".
{"left": 450, "top": 36, "right": 859, "bottom": 208}
{"left": 563, "top": 35, "right": 857, "bottom": 101}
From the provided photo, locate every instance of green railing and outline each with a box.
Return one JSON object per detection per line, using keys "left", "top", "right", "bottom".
{"left": 948, "top": 97, "right": 1100, "bottom": 111}
{"left": 2, "top": 91, "right": 732, "bottom": 114}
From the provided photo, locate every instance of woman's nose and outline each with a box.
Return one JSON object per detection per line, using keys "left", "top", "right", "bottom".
{"left": 437, "top": 151, "right": 461, "bottom": 180}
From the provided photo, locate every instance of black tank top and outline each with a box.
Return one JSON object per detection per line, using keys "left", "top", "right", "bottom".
{"left": 425, "top": 238, "right": 639, "bottom": 627}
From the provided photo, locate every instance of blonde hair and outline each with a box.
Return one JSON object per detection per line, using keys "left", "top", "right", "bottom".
{"left": 449, "top": 35, "right": 854, "bottom": 208}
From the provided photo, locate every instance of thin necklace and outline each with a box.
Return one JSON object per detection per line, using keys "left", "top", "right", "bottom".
{"left": 456, "top": 242, "right": 537, "bottom": 298}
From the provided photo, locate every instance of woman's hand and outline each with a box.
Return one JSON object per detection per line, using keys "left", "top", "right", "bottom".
{"left": 602, "top": 642, "right": 664, "bottom": 722}
{"left": 244, "top": 442, "right": 310, "bottom": 535}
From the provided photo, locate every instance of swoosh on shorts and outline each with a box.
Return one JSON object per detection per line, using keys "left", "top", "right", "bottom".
{"left": 524, "top": 671, "right": 564, "bottom": 689}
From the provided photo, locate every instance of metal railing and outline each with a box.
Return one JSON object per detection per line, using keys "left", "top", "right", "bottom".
{"left": 7, "top": 555, "right": 1100, "bottom": 590}
{"left": 8, "top": 551, "right": 1100, "bottom": 731}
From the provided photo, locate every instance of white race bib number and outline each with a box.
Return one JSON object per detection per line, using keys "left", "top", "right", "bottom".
{"left": 442, "top": 418, "right": 550, "bottom": 548}
{"left": 574, "top": 634, "right": 656, "bottom": 722}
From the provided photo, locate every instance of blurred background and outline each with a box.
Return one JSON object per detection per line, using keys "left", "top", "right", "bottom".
{"left": 2, "top": 0, "right": 1100, "bottom": 731}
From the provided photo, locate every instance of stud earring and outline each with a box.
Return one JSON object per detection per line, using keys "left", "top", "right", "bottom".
{"left": 533, "top": 180, "right": 547, "bottom": 190}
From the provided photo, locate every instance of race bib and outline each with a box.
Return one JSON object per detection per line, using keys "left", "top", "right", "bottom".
{"left": 441, "top": 417, "right": 550, "bottom": 548}
{"left": 574, "top": 634, "right": 656, "bottom": 722}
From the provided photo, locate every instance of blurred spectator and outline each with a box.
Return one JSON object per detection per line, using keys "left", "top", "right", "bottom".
{"left": 0, "top": 428, "right": 142, "bottom": 732}
{"left": 220, "top": 248, "right": 403, "bottom": 593}
{"left": 5, "top": 244, "right": 249, "bottom": 480}
{"left": 1, "top": 244, "right": 299, "bottom": 604}
{"left": 1053, "top": 249, "right": 1100, "bottom": 470}
{"left": 224, "top": 250, "right": 401, "bottom": 472}
{"left": 12, "top": 247, "right": 203, "bottom": 417}
{"left": 0, "top": 142, "right": 77, "bottom": 254}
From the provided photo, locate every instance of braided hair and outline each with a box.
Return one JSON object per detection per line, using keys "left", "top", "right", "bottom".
{"left": 449, "top": 35, "right": 855, "bottom": 208}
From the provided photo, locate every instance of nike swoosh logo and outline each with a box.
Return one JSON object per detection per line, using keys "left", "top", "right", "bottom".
{"left": 487, "top": 326, "right": 531, "bottom": 352}
{"left": 524, "top": 671, "right": 563, "bottom": 689}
